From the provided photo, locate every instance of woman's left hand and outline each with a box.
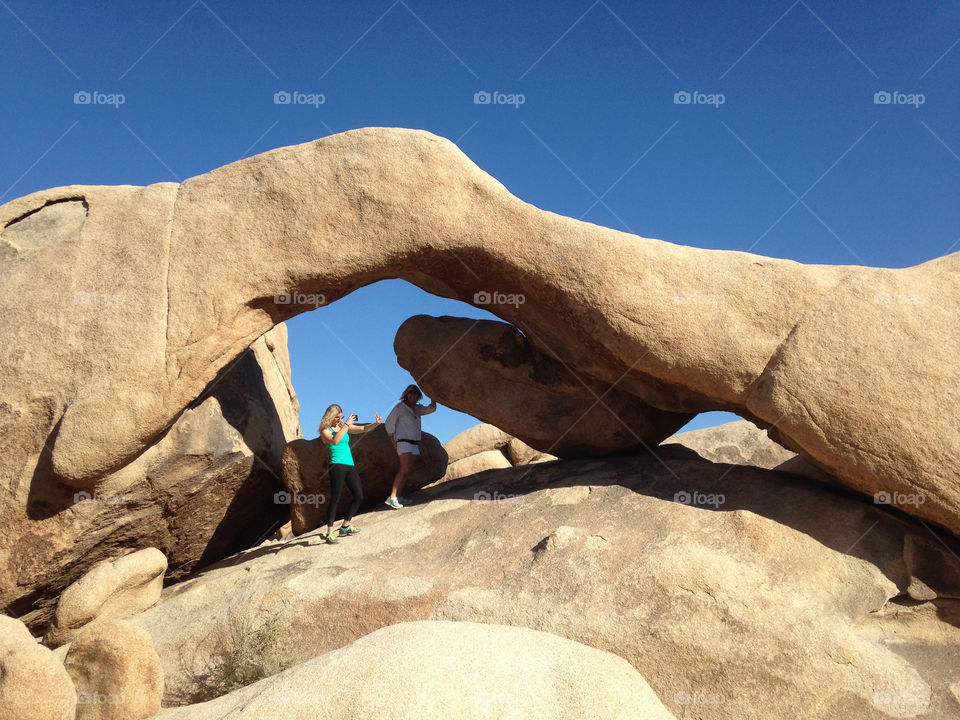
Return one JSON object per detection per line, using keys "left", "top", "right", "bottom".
{"left": 375, "top": 413, "right": 383, "bottom": 423}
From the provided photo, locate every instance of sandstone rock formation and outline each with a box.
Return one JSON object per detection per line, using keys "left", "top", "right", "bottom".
{"left": 438, "top": 423, "right": 555, "bottom": 484}
{"left": 281, "top": 425, "right": 446, "bottom": 534}
{"left": 64, "top": 619, "right": 164, "bottom": 720}
{"left": 662, "top": 419, "right": 797, "bottom": 468}
{"left": 1, "top": 126, "right": 958, "bottom": 622}
{"left": 46, "top": 547, "right": 167, "bottom": 647}
{"left": 444, "top": 423, "right": 513, "bottom": 464}
{"left": 128, "top": 448, "right": 960, "bottom": 718}
{"left": 661, "top": 417, "right": 836, "bottom": 481}
{"left": 3, "top": 325, "right": 300, "bottom": 631}
{"left": 396, "top": 316, "right": 694, "bottom": 457}
{"left": 152, "top": 621, "right": 677, "bottom": 720}
{"left": 506, "top": 436, "right": 551, "bottom": 465}
{"left": 444, "top": 448, "right": 513, "bottom": 482}
{"left": 0, "top": 616, "right": 75, "bottom": 720}
{"left": 903, "top": 534, "right": 960, "bottom": 601}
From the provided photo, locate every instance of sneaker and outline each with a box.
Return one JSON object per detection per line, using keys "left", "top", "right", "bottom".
{"left": 339, "top": 524, "right": 360, "bottom": 536}
{"left": 397, "top": 496, "right": 413, "bottom": 506}
{"left": 323, "top": 531, "right": 340, "bottom": 544}
{"left": 384, "top": 497, "right": 402, "bottom": 510}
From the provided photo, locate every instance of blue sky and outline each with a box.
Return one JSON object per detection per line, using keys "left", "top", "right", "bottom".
{"left": 2, "top": 1, "right": 958, "bottom": 444}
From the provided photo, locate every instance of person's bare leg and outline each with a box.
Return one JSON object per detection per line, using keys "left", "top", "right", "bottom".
{"left": 390, "top": 453, "right": 415, "bottom": 499}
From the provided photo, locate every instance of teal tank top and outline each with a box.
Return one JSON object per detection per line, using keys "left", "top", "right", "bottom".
{"left": 327, "top": 427, "right": 354, "bottom": 466}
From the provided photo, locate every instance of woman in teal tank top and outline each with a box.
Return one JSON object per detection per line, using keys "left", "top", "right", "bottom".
{"left": 319, "top": 404, "right": 383, "bottom": 544}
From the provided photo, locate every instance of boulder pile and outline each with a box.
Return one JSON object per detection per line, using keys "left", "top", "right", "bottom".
{"left": 439, "top": 422, "right": 556, "bottom": 483}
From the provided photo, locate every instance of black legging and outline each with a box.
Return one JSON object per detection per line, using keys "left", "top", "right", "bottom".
{"left": 327, "top": 463, "right": 363, "bottom": 527}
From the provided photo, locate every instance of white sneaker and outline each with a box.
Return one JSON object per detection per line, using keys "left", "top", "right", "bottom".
{"left": 384, "top": 497, "right": 402, "bottom": 509}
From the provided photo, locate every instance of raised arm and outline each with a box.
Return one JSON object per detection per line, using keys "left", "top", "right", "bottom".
{"left": 417, "top": 399, "right": 437, "bottom": 416}
{"left": 348, "top": 413, "right": 384, "bottom": 434}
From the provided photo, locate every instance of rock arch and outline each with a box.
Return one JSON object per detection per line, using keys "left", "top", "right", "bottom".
{"left": 1, "top": 126, "right": 958, "bottom": 539}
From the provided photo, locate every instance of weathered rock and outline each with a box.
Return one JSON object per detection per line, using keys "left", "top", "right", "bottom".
{"left": 152, "top": 621, "right": 677, "bottom": 720}
{"left": 443, "top": 423, "right": 553, "bottom": 469}
{"left": 664, "top": 419, "right": 844, "bottom": 485}
{"left": 46, "top": 547, "right": 167, "bottom": 647}
{"left": 443, "top": 448, "right": 512, "bottom": 482}
{"left": 280, "top": 425, "right": 446, "bottom": 535}
{"left": 903, "top": 534, "right": 960, "bottom": 600}
{"left": 0, "top": 616, "right": 75, "bottom": 720}
{"left": 396, "top": 316, "right": 693, "bottom": 457}
{"left": 2, "top": 127, "right": 958, "bottom": 606}
{"left": 662, "top": 419, "right": 796, "bottom": 467}
{"left": 506, "top": 437, "right": 555, "bottom": 465}
{"left": 129, "top": 449, "right": 960, "bottom": 717}
{"left": 64, "top": 619, "right": 164, "bottom": 720}
{"left": 443, "top": 423, "right": 512, "bottom": 465}
{"left": 437, "top": 424, "right": 555, "bottom": 484}
{"left": 3, "top": 326, "right": 300, "bottom": 632}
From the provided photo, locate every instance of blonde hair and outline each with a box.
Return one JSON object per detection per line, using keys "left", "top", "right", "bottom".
{"left": 319, "top": 404, "right": 342, "bottom": 434}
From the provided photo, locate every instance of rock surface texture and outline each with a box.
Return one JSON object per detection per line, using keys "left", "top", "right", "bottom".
{"left": 2, "top": 325, "right": 300, "bottom": 630}
{"left": 438, "top": 423, "right": 556, "bottom": 484}
{"left": 64, "top": 619, "right": 164, "bottom": 720}
{"left": 45, "top": 547, "right": 167, "bottom": 647}
{"left": 662, "top": 419, "right": 797, "bottom": 468}
{"left": 1, "top": 126, "right": 957, "bottom": 617}
{"left": 128, "top": 448, "right": 960, "bottom": 718}
{"left": 395, "top": 316, "right": 694, "bottom": 457}
{"left": 152, "top": 621, "right": 678, "bottom": 720}
{"left": 0, "top": 616, "right": 76, "bottom": 720}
